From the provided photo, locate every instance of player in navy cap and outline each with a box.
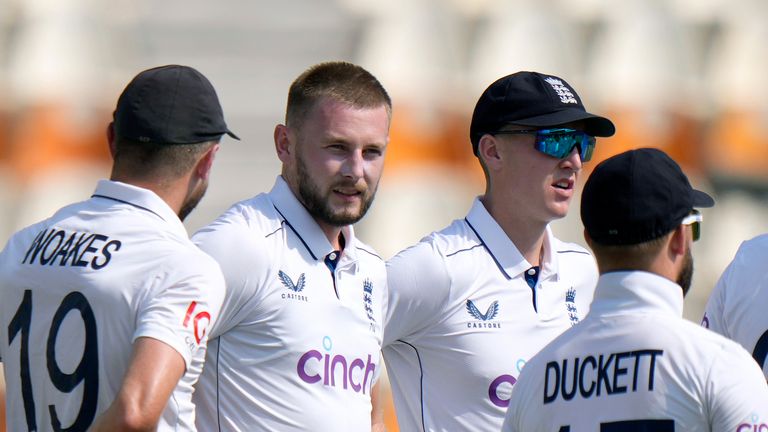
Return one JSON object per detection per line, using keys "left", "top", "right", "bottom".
{"left": 0, "top": 64, "right": 236, "bottom": 431}
{"left": 503, "top": 148, "right": 768, "bottom": 431}
{"left": 382, "top": 71, "right": 614, "bottom": 431}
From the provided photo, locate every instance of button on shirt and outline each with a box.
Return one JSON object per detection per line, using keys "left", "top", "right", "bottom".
{"left": 382, "top": 198, "right": 597, "bottom": 432}
{"left": 192, "top": 176, "right": 386, "bottom": 432}
{"left": 0, "top": 180, "right": 225, "bottom": 432}
{"left": 503, "top": 271, "right": 768, "bottom": 432}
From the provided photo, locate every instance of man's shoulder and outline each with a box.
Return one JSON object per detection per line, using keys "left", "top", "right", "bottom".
{"left": 194, "top": 194, "right": 281, "bottom": 241}
{"left": 350, "top": 238, "right": 384, "bottom": 264}
{"left": 550, "top": 236, "right": 592, "bottom": 257}
{"left": 676, "top": 317, "right": 754, "bottom": 356}
{"left": 740, "top": 232, "right": 768, "bottom": 251}
{"left": 423, "top": 218, "right": 481, "bottom": 256}
{"left": 387, "top": 219, "right": 480, "bottom": 268}
{"left": 191, "top": 194, "right": 284, "bottom": 269}
{"left": 731, "top": 233, "right": 768, "bottom": 268}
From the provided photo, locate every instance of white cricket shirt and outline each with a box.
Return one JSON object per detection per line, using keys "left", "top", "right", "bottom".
{"left": 0, "top": 180, "right": 225, "bottom": 432}
{"left": 503, "top": 271, "right": 768, "bottom": 432}
{"left": 703, "top": 234, "right": 768, "bottom": 379}
{"left": 192, "top": 176, "right": 386, "bottom": 431}
{"left": 382, "top": 198, "right": 597, "bottom": 432}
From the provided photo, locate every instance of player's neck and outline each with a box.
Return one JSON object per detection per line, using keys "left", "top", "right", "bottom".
{"left": 481, "top": 195, "right": 547, "bottom": 266}
{"left": 110, "top": 176, "right": 187, "bottom": 220}
{"left": 316, "top": 221, "right": 345, "bottom": 251}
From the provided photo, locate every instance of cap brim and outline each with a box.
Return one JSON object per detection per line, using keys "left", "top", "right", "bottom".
{"left": 226, "top": 130, "right": 241, "bottom": 141}
{"left": 693, "top": 189, "right": 715, "bottom": 208}
{"left": 510, "top": 108, "right": 616, "bottom": 137}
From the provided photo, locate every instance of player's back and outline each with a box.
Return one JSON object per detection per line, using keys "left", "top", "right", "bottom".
{"left": 0, "top": 187, "right": 218, "bottom": 431}
{"left": 504, "top": 271, "right": 768, "bottom": 432}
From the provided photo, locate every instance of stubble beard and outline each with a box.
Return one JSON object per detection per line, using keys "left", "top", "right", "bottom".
{"left": 677, "top": 248, "right": 694, "bottom": 297}
{"left": 179, "top": 179, "right": 208, "bottom": 222}
{"left": 295, "top": 153, "right": 376, "bottom": 227}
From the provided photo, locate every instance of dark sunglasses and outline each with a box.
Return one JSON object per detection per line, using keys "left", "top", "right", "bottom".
{"left": 493, "top": 128, "right": 597, "bottom": 162}
{"left": 681, "top": 209, "right": 702, "bottom": 242}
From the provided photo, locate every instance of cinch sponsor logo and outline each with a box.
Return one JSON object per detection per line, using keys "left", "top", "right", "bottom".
{"left": 466, "top": 299, "right": 501, "bottom": 329}
{"left": 489, "top": 358, "right": 527, "bottom": 408}
{"left": 738, "top": 425, "right": 768, "bottom": 432}
{"left": 738, "top": 415, "right": 768, "bottom": 431}
{"left": 297, "top": 336, "right": 376, "bottom": 394}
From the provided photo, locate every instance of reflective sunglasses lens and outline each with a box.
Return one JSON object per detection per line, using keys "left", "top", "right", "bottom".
{"left": 692, "top": 221, "right": 700, "bottom": 241}
{"left": 535, "top": 131, "right": 595, "bottom": 162}
{"left": 580, "top": 135, "right": 596, "bottom": 162}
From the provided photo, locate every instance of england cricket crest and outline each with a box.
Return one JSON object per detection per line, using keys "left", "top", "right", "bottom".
{"left": 363, "top": 278, "right": 376, "bottom": 331}
{"left": 544, "top": 77, "right": 578, "bottom": 104}
{"left": 565, "top": 287, "right": 579, "bottom": 326}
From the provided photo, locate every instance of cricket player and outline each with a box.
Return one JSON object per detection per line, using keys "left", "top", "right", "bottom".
{"left": 382, "top": 71, "right": 615, "bottom": 431}
{"left": 503, "top": 148, "right": 768, "bottom": 431}
{"left": 0, "top": 65, "right": 236, "bottom": 431}
{"left": 703, "top": 235, "right": 768, "bottom": 380}
{"left": 192, "top": 61, "right": 390, "bottom": 431}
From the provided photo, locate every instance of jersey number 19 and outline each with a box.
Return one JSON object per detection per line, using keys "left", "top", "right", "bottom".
{"left": 8, "top": 289, "right": 99, "bottom": 431}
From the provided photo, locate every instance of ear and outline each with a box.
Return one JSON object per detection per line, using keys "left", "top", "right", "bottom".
{"left": 107, "top": 122, "right": 117, "bottom": 158}
{"left": 274, "top": 124, "right": 293, "bottom": 163}
{"left": 668, "top": 224, "right": 688, "bottom": 257}
{"left": 195, "top": 143, "right": 220, "bottom": 181}
{"left": 477, "top": 134, "right": 502, "bottom": 170}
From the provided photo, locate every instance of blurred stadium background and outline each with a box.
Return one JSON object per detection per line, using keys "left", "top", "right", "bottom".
{"left": 1, "top": 0, "right": 768, "bottom": 429}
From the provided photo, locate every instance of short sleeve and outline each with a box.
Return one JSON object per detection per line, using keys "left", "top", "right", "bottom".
{"left": 383, "top": 241, "right": 451, "bottom": 346}
{"left": 134, "top": 254, "right": 225, "bottom": 368}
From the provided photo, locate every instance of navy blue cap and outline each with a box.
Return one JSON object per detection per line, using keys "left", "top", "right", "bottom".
{"left": 114, "top": 65, "right": 239, "bottom": 144}
{"left": 470, "top": 71, "right": 614, "bottom": 155}
{"left": 582, "top": 148, "right": 714, "bottom": 246}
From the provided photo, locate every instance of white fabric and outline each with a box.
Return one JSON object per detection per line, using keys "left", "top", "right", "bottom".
{"left": 0, "top": 180, "right": 225, "bottom": 431}
{"left": 703, "top": 234, "right": 768, "bottom": 378}
{"left": 192, "top": 176, "right": 386, "bottom": 432}
{"left": 382, "top": 198, "right": 597, "bottom": 431}
{"left": 503, "top": 271, "right": 768, "bottom": 432}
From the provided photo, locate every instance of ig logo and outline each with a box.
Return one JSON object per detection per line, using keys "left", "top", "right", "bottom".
{"left": 183, "top": 301, "right": 211, "bottom": 344}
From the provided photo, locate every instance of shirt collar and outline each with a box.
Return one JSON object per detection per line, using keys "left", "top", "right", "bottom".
{"left": 269, "top": 176, "right": 356, "bottom": 262}
{"left": 590, "top": 271, "right": 684, "bottom": 318}
{"left": 465, "top": 197, "right": 558, "bottom": 279}
{"left": 91, "top": 179, "right": 187, "bottom": 236}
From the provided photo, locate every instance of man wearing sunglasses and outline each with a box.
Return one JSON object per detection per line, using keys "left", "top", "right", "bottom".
{"left": 502, "top": 148, "right": 768, "bottom": 431}
{"left": 382, "top": 71, "right": 614, "bottom": 431}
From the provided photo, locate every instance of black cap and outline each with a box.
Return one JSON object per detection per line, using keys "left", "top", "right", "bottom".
{"left": 469, "top": 71, "right": 615, "bottom": 155}
{"left": 114, "top": 65, "right": 239, "bottom": 144}
{"left": 581, "top": 148, "right": 715, "bottom": 246}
